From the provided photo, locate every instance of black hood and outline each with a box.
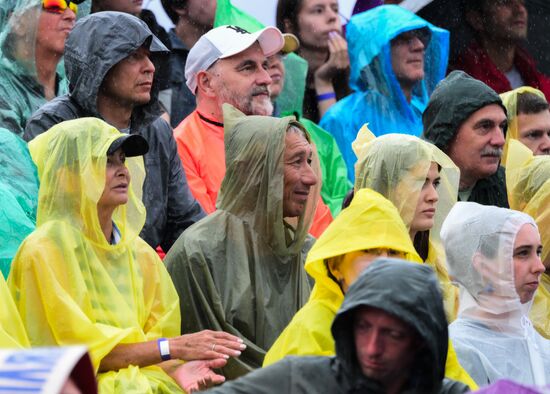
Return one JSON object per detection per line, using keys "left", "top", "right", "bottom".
{"left": 64, "top": 11, "right": 169, "bottom": 127}
{"left": 422, "top": 70, "right": 507, "bottom": 152}
{"left": 331, "top": 258, "right": 448, "bottom": 392}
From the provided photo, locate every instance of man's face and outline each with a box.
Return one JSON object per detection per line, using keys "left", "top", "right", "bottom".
{"left": 390, "top": 29, "right": 427, "bottom": 87}
{"left": 354, "top": 306, "right": 418, "bottom": 388}
{"left": 513, "top": 223, "right": 544, "bottom": 304}
{"left": 209, "top": 43, "right": 274, "bottom": 116}
{"left": 479, "top": 0, "right": 528, "bottom": 42}
{"left": 183, "top": 0, "right": 217, "bottom": 28}
{"left": 517, "top": 110, "right": 550, "bottom": 155}
{"left": 93, "top": 0, "right": 142, "bottom": 15}
{"left": 267, "top": 53, "right": 285, "bottom": 100}
{"left": 100, "top": 46, "right": 155, "bottom": 107}
{"left": 447, "top": 104, "right": 507, "bottom": 187}
{"left": 282, "top": 130, "right": 317, "bottom": 218}
{"left": 36, "top": 7, "right": 76, "bottom": 56}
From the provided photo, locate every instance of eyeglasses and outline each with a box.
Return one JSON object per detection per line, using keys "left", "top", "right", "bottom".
{"left": 42, "top": 0, "right": 78, "bottom": 14}
{"left": 391, "top": 28, "right": 431, "bottom": 48}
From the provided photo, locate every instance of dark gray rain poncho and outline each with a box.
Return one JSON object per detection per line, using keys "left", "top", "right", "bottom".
{"left": 165, "top": 104, "right": 320, "bottom": 379}
{"left": 204, "top": 259, "right": 469, "bottom": 393}
{"left": 422, "top": 70, "right": 509, "bottom": 208}
{"left": 23, "top": 11, "right": 204, "bottom": 251}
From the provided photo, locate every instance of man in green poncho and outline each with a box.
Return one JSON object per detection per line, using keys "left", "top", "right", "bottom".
{"left": 0, "top": 0, "right": 76, "bottom": 136}
{"left": 165, "top": 104, "right": 321, "bottom": 380}
{"left": 422, "top": 71, "right": 509, "bottom": 208}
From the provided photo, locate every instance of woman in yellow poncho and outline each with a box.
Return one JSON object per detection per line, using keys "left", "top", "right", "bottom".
{"left": 351, "top": 126, "right": 476, "bottom": 388}
{"left": 8, "top": 118, "right": 244, "bottom": 393}
{"left": 264, "top": 188, "right": 421, "bottom": 365}
{"left": 506, "top": 139, "right": 550, "bottom": 339}
{"left": 500, "top": 86, "right": 550, "bottom": 164}
{"left": 0, "top": 272, "right": 29, "bottom": 349}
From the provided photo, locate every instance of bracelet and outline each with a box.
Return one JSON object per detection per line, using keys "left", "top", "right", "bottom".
{"left": 157, "top": 338, "right": 171, "bottom": 361}
{"left": 316, "top": 92, "right": 336, "bottom": 102}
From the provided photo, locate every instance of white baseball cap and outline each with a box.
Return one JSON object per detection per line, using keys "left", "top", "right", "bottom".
{"left": 185, "top": 25, "right": 285, "bottom": 94}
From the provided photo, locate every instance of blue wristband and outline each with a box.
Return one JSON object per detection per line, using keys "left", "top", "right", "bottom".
{"left": 157, "top": 338, "right": 171, "bottom": 361}
{"left": 316, "top": 92, "right": 336, "bottom": 102}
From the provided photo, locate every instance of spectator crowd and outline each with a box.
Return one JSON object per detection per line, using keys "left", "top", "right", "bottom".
{"left": 1, "top": 0, "right": 550, "bottom": 393}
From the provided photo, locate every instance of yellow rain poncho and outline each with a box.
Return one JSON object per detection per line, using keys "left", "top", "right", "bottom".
{"left": 352, "top": 127, "right": 477, "bottom": 389}
{"left": 0, "top": 272, "right": 29, "bottom": 348}
{"left": 8, "top": 118, "right": 182, "bottom": 393}
{"left": 500, "top": 86, "right": 547, "bottom": 164}
{"left": 264, "top": 188, "right": 421, "bottom": 365}
{"left": 353, "top": 125, "right": 460, "bottom": 320}
{"left": 506, "top": 139, "right": 550, "bottom": 339}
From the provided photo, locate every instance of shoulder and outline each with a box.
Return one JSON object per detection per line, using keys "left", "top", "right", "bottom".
{"left": 25, "top": 95, "right": 80, "bottom": 140}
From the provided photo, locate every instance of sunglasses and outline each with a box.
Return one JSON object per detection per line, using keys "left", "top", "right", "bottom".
{"left": 42, "top": 0, "right": 78, "bottom": 14}
{"left": 391, "top": 28, "right": 432, "bottom": 48}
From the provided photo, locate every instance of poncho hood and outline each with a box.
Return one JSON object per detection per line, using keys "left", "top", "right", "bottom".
{"left": 347, "top": 5, "right": 448, "bottom": 107}
{"left": 28, "top": 117, "right": 147, "bottom": 246}
{"left": 423, "top": 71, "right": 507, "bottom": 152}
{"left": 64, "top": 11, "right": 168, "bottom": 127}
{"left": 331, "top": 258, "right": 449, "bottom": 392}
{"left": 305, "top": 188, "right": 420, "bottom": 308}
{"left": 220, "top": 104, "right": 319, "bottom": 256}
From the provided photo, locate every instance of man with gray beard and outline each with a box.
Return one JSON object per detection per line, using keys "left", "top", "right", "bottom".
{"left": 422, "top": 71, "right": 509, "bottom": 208}
{"left": 172, "top": 25, "right": 282, "bottom": 213}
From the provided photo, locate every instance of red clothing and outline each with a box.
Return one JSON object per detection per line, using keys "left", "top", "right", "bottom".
{"left": 174, "top": 110, "right": 332, "bottom": 238}
{"left": 451, "top": 41, "right": 550, "bottom": 100}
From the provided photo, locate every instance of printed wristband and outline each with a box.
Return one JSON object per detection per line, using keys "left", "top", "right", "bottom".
{"left": 316, "top": 92, "right": 336, "bottom": 102}
{"left": 157, "top": 338, "right": 171, "bottom": 361}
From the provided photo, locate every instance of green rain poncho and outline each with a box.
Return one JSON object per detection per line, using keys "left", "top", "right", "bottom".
{"left": 214, "top": 0, "right": 351, "bottom": 215}
{"left": 9, "top": 118, "right": 183, "bottom": 393}
{"left": 165, "top": 105, "right": 320, "bottom": 379}
{"left": 0, "top": 0, "right": 68, "bottom": 136}
{"left": 0, "top": 129, "right": 38, "bottom": 277}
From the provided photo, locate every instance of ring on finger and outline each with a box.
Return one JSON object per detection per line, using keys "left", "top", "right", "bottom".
{"left": 211, "top": 343, "right": 216, "bottom": 352}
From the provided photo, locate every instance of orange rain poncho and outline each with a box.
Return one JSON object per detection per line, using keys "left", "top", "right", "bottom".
{"left": 506, "top": 139, "right": 550, "bottom": 339}
{"left": 9, "top": 118, "right": 182, "bottom": 393}
{"left": 173, "top": 110, "right": 333, "bottom": 238}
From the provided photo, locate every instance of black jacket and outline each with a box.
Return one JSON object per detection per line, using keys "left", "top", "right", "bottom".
{"left": 205, "top": 259, "right": 470, "bottom": 394}
{"left": 24, "top": 11, "right": 205, "bottom": 251}
{"left": 422, "top": 70, "right": 509, "bottom": 208}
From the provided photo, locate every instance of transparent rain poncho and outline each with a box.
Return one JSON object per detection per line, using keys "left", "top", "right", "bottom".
{"left": 264, "top": 188, "right": 421, "bottom": 366}
{"left": 500, "top": 86, "right": 547, "bottom": 164}
{"left": 506, "top": 139, "right": 550, "bottom": 339}
{"left": 0, "top": 0, "right": 68, "bottom": 136}
{"left": 0, "top": 269, "right": 29, "bottom": 348}
{"left": 8, "top": 118, "right": 182, "bottom": 393}
{"left": 442, "top": 202, "right": 550, "bottom": 386}
{"left": 0, "top": 129, "right": 38, "bottom": 277}
{"left": 353, "top": 126, "right": 460, "bottom": 320}
{"left": 165, "top": 104, "right": 321, "bottom": 379}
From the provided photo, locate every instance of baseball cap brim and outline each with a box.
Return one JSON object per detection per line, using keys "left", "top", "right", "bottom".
{"left": 107, "top": 134, "right": 149, "bottom": 157}
{"left": 281, "top": 33, "right": 299, "bottom": 54}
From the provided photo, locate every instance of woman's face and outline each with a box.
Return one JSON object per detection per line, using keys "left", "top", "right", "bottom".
{"left": 97, "top": 149, "right": 131, "bottom": 209}
{"left": 295, "top": 0, "right": 342, "bottom": 49}
{"left": 513, "top": 223, "right": 545, "bottom": 303}
{"left": 409, "top": 162, "right": 440, "bottom": 234}
{"left": 329, "top": 249, "right": 406, "bottom": 293}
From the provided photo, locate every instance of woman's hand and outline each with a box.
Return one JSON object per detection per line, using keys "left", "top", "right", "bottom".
{"left": 314, "top": 31, "right": 350, "bottom": 86}
{"left": 170, "top": 359, "right": 227, "bottom": 392}
{"left": 170, "top": 330, "right": 246, "bottom": 361}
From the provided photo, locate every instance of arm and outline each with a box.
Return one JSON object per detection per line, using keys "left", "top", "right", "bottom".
{"left": 0, "top": 97, "right": 25, "bottom": 137}
{"left": 314, "top": 32, "right": 349, "bottom": 118}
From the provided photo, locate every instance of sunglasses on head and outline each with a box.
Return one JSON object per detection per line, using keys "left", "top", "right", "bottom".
{"left": 42, "top": 0, "right": 78, "bottom": 14}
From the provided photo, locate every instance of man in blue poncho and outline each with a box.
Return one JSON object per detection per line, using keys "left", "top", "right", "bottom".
{"left": 320, "top": 5, "right": 449, "bottom": 181}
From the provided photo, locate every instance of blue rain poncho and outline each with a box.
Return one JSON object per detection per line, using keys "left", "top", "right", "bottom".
{"left": 0, "top": 129, "right": 38, "bottom": 277}
{"left": 320, "top": 5, "right": 449, "bottom": 181}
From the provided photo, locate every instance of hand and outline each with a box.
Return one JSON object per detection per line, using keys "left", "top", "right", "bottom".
{"left": 314, "top": 31, "right": 350, "bottom": 85}
{"left": 171, "top": 359, "right": 227, "bottom": 393}
{"left": 170, "top": 330, "right": 246, "bottom": 361}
